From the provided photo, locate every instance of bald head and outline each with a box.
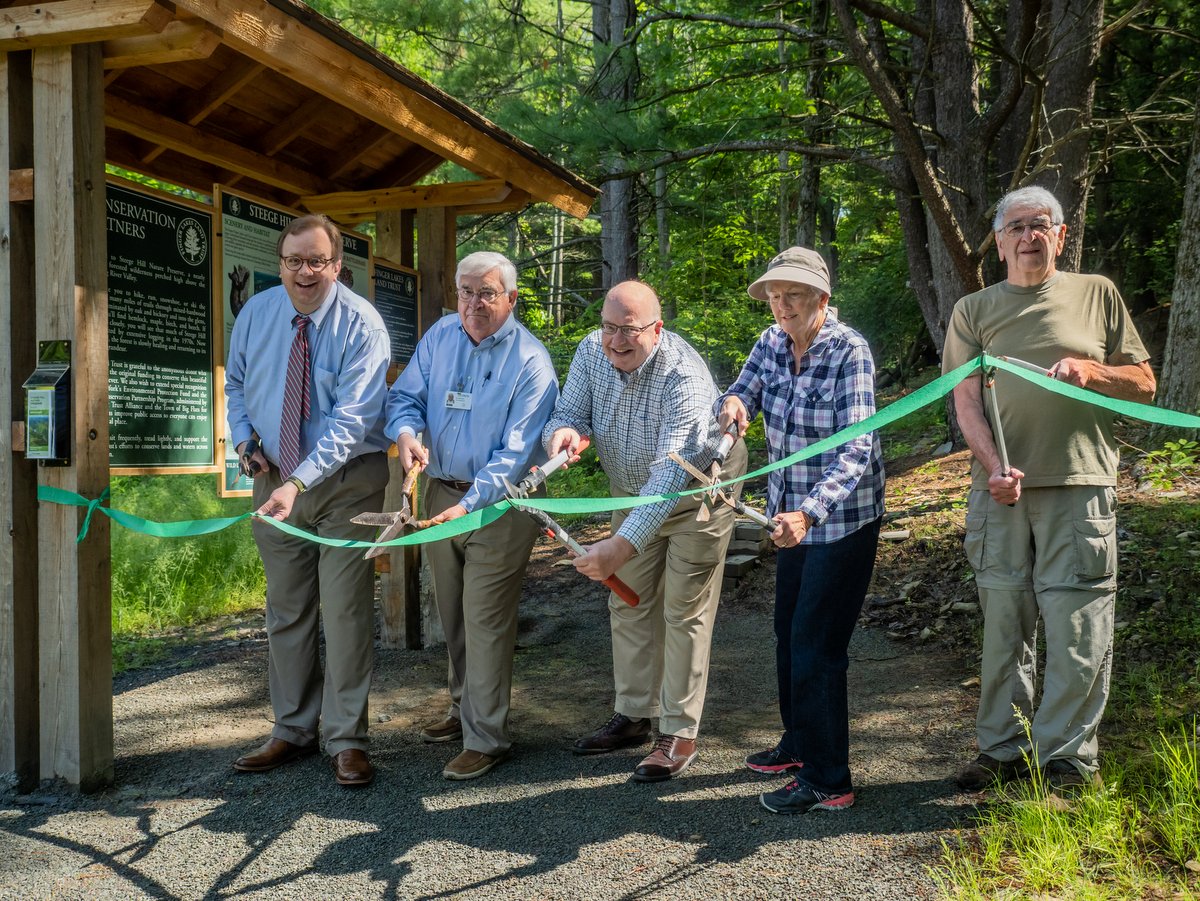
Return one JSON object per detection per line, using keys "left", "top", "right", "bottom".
{"left": 601, "top": 280, "right": 664, "bottom": 373}
{"left": 606, "top": 280, "right": 662, "bottom": 322}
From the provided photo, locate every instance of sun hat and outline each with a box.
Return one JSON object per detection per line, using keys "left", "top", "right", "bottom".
{"left": 747, "top": 246, "right": 831, "bottom": 300}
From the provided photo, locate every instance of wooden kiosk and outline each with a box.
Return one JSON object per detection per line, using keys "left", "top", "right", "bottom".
{"left": 0, "top": 0, "right": 597, "bottom": 790}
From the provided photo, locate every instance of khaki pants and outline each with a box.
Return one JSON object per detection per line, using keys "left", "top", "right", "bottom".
{"left": 966, "top": 485, "right": 1117, "bottom": 775}
{"left": 607, "top": 442, "right": 746, "bottom": 739}
{"left": 424, "top": 478, "right": 540, "bottom": 755}
{"left": 251, "top": 452, "right": 388, "bottom": 756}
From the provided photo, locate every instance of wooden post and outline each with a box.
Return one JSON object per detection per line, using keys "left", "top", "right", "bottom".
{"left": 417, "top": 206, "right": 455, "bottom": 326}
{"left": 374, "top": 209, "right": 421, "bottom": 650}
{"left": 0, "top": 49, "right": 41, "bottom": 791}
{"left": 415, "top": 206, "right": 456, "bottom": 647}
{"left": 31, "top": 43, "right": 112, "bottom": 790}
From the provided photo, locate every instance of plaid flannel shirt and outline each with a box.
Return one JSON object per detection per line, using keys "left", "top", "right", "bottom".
{"left": 542, "top": 330, "right": 722, "bottom": 551}
{"left": 718, "top": 312, "right": 884, "bottom": 544}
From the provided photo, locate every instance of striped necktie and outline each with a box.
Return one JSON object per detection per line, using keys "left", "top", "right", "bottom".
{"left": 278, "top": 314, "right": 311, "bottom": 478}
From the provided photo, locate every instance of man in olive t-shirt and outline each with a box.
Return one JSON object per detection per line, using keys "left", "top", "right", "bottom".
{"left": 942, "top": 186, "right": 1155, "bottom": 792}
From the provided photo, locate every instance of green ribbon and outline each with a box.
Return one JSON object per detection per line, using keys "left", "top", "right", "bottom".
{"left": 986, "top": 354, "right": 1200, "bottom": 427}
{"left": 35, "top": 353, "right": 1200, "bottom": 546}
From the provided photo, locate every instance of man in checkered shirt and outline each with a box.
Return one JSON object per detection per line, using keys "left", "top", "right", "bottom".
{"left": 543, "top": 280, "right": 747, "bottom": 783}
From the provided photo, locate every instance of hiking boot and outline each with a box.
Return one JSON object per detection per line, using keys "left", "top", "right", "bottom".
{"left": 955, "top": 753, "right": 1025, "bottom": 790}
{"left": 572, "top": 713, "right": 652, "bottom": 755}
{"left": 744, "top": 746, "right": 804, "bottom": 775}
{"left": 760, "top": 778, "right": 855, "bottom": 814}
{"left": 1043, "top": 758, "right": 1102, "bottom": 793}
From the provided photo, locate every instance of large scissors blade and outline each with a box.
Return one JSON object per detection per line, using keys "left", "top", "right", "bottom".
{"left": 667, "top": 451, "right": 776, "bottom": 530}
{"left": 351, "top": 498, "right": 413, "bottom": 560}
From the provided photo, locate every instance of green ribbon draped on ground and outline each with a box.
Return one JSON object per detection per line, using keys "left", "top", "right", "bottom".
{"left": 36, "top": 353, "right": 1200, "bottom": 546}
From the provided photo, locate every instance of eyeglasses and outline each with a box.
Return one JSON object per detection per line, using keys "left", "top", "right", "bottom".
{"left": 1001, "top": 219, "right": 1059, "bottom": 238}
{"left": 766, "top": 288, "right": 821, "bottom": 305}
{"left": 281, "top": 255, "right": 335, "bottom": 272}
{"left": 457, "top": 287, "right": 505, "bottom": 304}
{"left": 600, "top": 321, "right": 657, "bottom": 338}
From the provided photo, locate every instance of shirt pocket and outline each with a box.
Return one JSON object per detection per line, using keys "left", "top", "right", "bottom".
{"left": 313, "top": 365, "right": 337, "bottom": 417}
{"left": 791, "top": 377, "right": 837, "bottom": 439}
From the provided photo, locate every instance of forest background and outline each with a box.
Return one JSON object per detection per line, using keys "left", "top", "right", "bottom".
{"left": 302, "top": 0, "right": 1200, "bottom": 409}
{"left": 101, "top": 2, "right": 1200, "bottom": 894}
{"left": 116, "top": 0, "right": 1200, "bottom": 690}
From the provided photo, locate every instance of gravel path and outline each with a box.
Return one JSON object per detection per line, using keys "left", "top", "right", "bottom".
{"left": 0, "top": 544, "right": 982, "bottom": 900}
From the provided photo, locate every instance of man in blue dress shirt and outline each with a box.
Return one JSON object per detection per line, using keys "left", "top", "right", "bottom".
{"left": 225, "top": 214, "right": 391, "bottom": 787}
{"left": 387, "top": 251, "right": 558, "bottom": 780}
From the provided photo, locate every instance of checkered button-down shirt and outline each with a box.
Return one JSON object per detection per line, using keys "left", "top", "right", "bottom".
{"left": 543, "top": 329, "right": 722, "bottom": 551}
{"left": 718, "top": 312, "right": 884, "bottom": 544}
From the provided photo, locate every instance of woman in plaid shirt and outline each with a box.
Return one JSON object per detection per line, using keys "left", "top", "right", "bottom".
{"left": 717, "top": 247, "right": 885, "bottom": 815}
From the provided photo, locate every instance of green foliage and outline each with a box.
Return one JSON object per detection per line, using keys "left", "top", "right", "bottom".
{"left": 833, "top": 194, "right": 925, "bottom": 369}
{"left": 1141, "top": 439, "right": 1200, "bottom": 491}
{"left": 650, "top": 212, "right": 777, "bottom": 383}
{"left": 110, "top": 475, "right": 265, "bottom": 638}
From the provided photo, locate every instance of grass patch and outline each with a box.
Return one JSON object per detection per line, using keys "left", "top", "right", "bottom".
{"left": 110, "top": 475, "right": 265, "bottom": 663}
{"left": 934, "top": 736, "right": 1200, "bottom": 899}
{"left": 933, "top": 488, "right": 1200, "bottom": 899}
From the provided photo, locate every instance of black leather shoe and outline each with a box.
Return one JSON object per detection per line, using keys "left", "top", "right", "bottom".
{"left": 331, "top": 748, "right": 374, "bottom": 786}
{"left": 572, "top": 713, "right": 652, "bottom": 755}
{"left": 233, "top": 737, "right": 317, "bottom": 773}
{"left": 633, "top": 735, "right": 698, "bottom": 782}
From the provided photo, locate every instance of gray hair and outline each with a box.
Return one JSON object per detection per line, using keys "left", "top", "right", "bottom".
{"left": 993, "top": 186, "right": 1064, "bottom": 232}
{"left": 456, "top": 251, "right": 518, "bottom": 293}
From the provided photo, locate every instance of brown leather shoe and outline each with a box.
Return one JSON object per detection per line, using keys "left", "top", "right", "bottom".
{"left": 233, "top": 737, "right": 317, "bottom": 773}
{"left": 420, "top": 715, "right": 463, "bottom": 743}
{"left": 442, "top": 748, "right": 509, "bottom": 781}
{"left": 633, "top": 735, "right": 697, "bottom": 782}
{"left": 572, "top": 713, "right": 652, "bottom": 755}
{"left": 331, "top": 748, "right": 374, "bottom": 786}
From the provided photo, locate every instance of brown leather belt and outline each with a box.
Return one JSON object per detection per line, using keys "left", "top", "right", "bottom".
{"left": 436, "top": 478, "right": 472, "bottom": 492}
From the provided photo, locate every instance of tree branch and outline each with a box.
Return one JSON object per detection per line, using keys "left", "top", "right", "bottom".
{"left": 829, "top": 0, "right": 979, "bottom": 285}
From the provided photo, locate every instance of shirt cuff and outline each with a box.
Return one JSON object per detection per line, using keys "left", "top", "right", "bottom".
{"left": 799, "top": 497, "right": 828, "bottom": 528}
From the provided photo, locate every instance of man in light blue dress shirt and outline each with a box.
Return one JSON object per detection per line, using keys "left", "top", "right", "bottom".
{"left": 225, "top": 214, "right": 391, "bottom": 787}
{"left": 387, "top": 251, "right": 558, "bottom": 781}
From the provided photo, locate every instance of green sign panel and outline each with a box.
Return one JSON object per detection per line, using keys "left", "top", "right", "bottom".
{"left": 107, "top": 182, "right": 215, "bottom": 470}
{"left": 374, "top": 261, "right": 419, "bottom": 366}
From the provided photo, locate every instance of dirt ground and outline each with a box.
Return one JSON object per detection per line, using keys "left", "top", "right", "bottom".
{"left": 0, "top": 458, "right": 989, "bottom": 900}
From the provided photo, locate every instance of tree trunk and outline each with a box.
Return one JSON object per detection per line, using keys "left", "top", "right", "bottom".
{"left": 795, "top": 0, "right": 828, "bottom": 251}
{"left": 1037, "top": 0, "right": 1105, "bottom": 273}
{"left": 1156, "top": 85, "right": 1200, "bottom": 440}
{"left": 593, "top": 0, "right": 639, "bottom": 288}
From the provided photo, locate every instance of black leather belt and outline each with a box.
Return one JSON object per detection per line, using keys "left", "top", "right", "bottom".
{"left": 436, "top": 478, "right": 473, "bottom": 492}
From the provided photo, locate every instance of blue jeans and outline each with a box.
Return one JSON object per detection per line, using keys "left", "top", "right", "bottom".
{"left": 775, "top": 518, "right": 881, "bottom": 792}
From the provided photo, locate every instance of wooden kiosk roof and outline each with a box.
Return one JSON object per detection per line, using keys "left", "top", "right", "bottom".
{"left": 2, "top": 0, "right": 598, "bottom": 218}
